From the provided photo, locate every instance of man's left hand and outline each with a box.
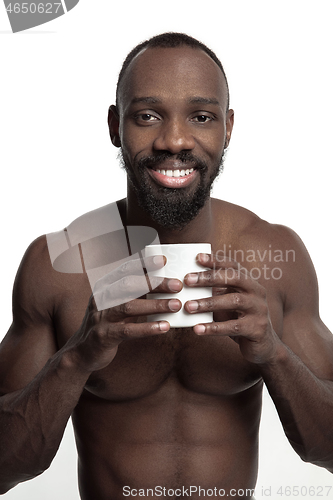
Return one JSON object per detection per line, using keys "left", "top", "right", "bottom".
{"left": 184, "top": 252, "right": 282, "bottom": 365}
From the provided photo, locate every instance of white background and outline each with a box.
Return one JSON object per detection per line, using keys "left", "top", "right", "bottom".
{"left": 1, "top": 1, "right": 333, "bottom": 498}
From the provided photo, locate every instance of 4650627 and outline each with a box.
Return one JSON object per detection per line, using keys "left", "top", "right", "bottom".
{"left": 5, "top": 3, "right": 62, "bottom": 14}
{"left": 277, "top": 485, "right": 332, "bottom": 496}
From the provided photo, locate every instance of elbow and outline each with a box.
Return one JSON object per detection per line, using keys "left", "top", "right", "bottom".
{"left": 0, "top": 480, "right": 20, "bottom": 495}
{"left": 0, "top": 463, "right": 49, "bottom": 495}
{"left": 309, "top": 457, "right": 333, "bottom": 473}
{"left": 298, "top": 448, "right": 333, "bottom": 473}
{"left": 289, "top": 438, "right": 333, "bottom": 472}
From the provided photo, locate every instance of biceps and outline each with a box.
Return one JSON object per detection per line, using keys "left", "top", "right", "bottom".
{"left": 0, "top": 322, "right": 58, "bottom": 394}
{"left": 282, "top": 311, "right": 333, "bottom": 381}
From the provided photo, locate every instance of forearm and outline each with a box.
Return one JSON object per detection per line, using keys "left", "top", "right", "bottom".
{"left": 261, "top": 342, "right": 333, "bottom": 471}
{"left": 0, "top": 349, "right": 90, "bottom": 494}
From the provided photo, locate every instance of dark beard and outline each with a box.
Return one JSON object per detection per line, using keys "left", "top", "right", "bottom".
{"left": 119, "top": 150, "right": 225, "bottom": 230}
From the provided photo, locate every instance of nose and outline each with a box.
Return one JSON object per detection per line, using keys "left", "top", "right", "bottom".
{"left": 153, "top": 118, "right": 196, "bottom": 154}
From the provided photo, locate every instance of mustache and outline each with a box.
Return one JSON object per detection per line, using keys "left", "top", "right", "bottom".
{"left": 136, "top": 152, "right": 208, "bottom": 172}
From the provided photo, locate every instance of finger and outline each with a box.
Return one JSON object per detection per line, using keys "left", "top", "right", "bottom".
{"left": 94, "top": 274, "right": 183, "bottom": 311}
{"left": 184, "top": 267, "right": 260, "bottom": 293}
{"left": 192, "top": 318, "right": 277, "bottom": 365}
{"left": 94, "top": 273, "right": 150, "bottom": 309}
{"left": 196, "top": 252, "right": 241, "bottom": 270}
{"left": 102, "top": 297, "right": 182, "bottom": 319}
{"left": 110, "top": 275, "right": 180, "bottom": 297}
{"left": 148, "top": 277, "right": 183, "bottom": 293}
{"left": 192, "top": 314, "right": 269, "bottom": 340}
{"left": 142, "top": 254, "right": 167, "bottom": 272}
{"left": 107, "top": 318, "right": 172, "bottom": 339}
{"left": 193, "top": 319, "right": 245, "bottom": 336}
{"left": 95, "top": 254, "right": 166, "bottom": 289}
{"left": 184, "top": 293, "right": 254, "bottom": 315}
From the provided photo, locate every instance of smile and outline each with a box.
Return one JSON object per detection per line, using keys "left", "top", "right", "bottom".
{"left": 147, "top": 166, "right": 198, "bottom": 188}
{"left": 154, "top": 168, "right": 194, "bottom": 178}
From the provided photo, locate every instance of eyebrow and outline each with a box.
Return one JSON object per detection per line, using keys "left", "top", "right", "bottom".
{"left": 188, "top": 97, "right": 220, "bottom": 106}
{"left": 130, "top": 96, "right": 220, "bottom": 106}
{"left": 131, "top": 96, "right": 162, "bottom": 105}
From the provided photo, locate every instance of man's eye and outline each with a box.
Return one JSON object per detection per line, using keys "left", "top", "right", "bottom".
{"left": 193, "top": 115, "right": 212, "bottom": 123}
{"left": 137, "top": 114, "right": 158, "bottom": 122}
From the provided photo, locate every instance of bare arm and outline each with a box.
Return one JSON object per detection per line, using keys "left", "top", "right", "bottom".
{"left": 260, "top": 320, "right": 333, "bottom": 471}
{"left": 260, "top": 228, "right": 333, "bottom": 471}
{"left": 0, "top": 237, "right": 180, "bottom": 494}
{"left": 0, "top": 237, "right": 91, "bottom": 493}
{"left": 182, "top": 225, "right": 333, "bottom": 471}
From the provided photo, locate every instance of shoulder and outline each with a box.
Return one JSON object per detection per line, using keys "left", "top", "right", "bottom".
{"left": 12, "top": 235, "right": 61, "bottom": 323}
{"left": 46, "top": 201, "right": 125, "bottom": 273}
{"left": 213, "top": 198, "right": 308, "bottom": 251}
{"left": 213, "top": 197, "right": 317, "bottom": 299}
{"left": 13, "top": 201, "right": 122, "bottom": 317}
{"left": 16, "top": 234, "right": 52, "bottom": 284}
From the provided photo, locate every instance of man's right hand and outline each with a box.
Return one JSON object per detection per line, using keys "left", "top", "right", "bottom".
{"left": 66, "top": 255, "right": 182, "bottom": 373}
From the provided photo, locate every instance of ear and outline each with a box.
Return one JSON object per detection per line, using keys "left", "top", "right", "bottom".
{"left": 108, "top": 105, "right": 121, "bottom": 148}
{"left": 224, "top": 109, "right": 234, "bottom": 149}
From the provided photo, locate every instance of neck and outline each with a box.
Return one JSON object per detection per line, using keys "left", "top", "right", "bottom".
{"left": 119, "top": 185, "right": 215, "bottom": 244}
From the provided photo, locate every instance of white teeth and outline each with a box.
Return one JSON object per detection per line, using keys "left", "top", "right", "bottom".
{"left": 155, "top": 168, "right": 194, "bottom": 177}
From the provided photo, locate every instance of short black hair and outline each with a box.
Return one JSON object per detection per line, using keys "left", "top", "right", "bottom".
{"left": 116, "top": 32, "right": 230, "bottom": 111}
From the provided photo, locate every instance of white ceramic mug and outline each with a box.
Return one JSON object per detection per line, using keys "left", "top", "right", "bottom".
{"left": 145, "top": 243, "right": 213, "bottom": 328}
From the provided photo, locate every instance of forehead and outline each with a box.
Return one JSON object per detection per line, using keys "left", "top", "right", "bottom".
{"left": 119, "top": 46, "right": 228, "bottom": 110}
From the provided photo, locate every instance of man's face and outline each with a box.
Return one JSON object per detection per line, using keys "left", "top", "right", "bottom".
{"left": 111, "top": 46, "right": 234, "bottom": 229}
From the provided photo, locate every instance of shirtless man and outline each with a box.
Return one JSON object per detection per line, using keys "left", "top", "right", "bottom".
{"left": 1, "top": 32, "right": 333, "bottom": 500}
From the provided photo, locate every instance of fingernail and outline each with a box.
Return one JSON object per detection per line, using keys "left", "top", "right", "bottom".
{"left": 186, "top": 273, "right": 198, "bottom": 284}
{"left": 194, "top": 324, "right": 206, "bottom": 335}
{"left": 168, "top": 279, "right": 182, "bottom": 292}
{"left": 169, "top": 299, "right": 181, "bottom": 311}
{"left": 159, "top": 321, "right": 170, "bottom": 332}
{"left": 199, "top": 253, "right": 209, "bottom": 263}
{"left": 153, "top": 256, "right": 165, "bottom": 266}
{"left": 187, "top": 300, "right": 199, "bottom": 312}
